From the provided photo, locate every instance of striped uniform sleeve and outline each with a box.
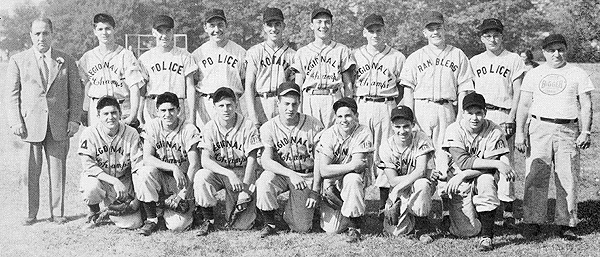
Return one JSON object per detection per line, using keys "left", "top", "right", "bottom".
{"left": 244, "top": 122, "right": 263, "bottom": 156}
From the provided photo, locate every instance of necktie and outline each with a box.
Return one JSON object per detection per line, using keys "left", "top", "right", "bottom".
{"left": 41, "top": 55, "right": 49, "bottom": 89}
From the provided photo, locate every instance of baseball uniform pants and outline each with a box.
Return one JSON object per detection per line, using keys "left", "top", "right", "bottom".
{"left": 485, "top": 109, "right": 516, "bottom": 202}
{"left": 320, "top": 173, "right": 366, "bottom": 234}
{"left": 194, "top": 168, "right": 256, "bottom": 230}
{"left": 383, "top": 178, "right": 434, "bottom": 236}
{"left": 134, "top": 166, "right": 193, "bottom": 231}
{"left": 79, "top": 173, "right": 143, "bottom": 229}
{"left": 255, "top": 170, "right": 314, "bottom": 232}
{"left": 523, "top": 118, "right": 580, "bottom": 227}
{"left": 302, "top": 90, "right": 342, "bottom": 128}
{"left": 414, "top": 99, "right": 455, "bottom": 173}
{"left": 253, "top": 96, "right": 278, "bottom": 125}
{"left": 439, "top": 172, "right": 499, "bottom": 237}
{"left": 88, "top": 97, "right": 131, "bottom": 126}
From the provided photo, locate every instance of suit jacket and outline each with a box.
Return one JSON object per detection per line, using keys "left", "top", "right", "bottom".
{"left": 6, "top": 47, "right": 83, "bottom": 142}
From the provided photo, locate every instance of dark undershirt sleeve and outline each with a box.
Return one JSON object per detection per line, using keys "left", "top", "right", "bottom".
{"left": 448, "top": 147, "right": 476, "bottom": 170}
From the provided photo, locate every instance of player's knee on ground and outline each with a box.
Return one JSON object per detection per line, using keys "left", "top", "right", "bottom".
{"left": 134, "top": 166, "right": 161, "bottom": 202}
{"left": 164, "top": 209, "right": 193, "bottom": 232}
{"left": 80, "top": 176, "right": 106, "bottom": 205}
{"left": 193, "top": 169, "right": 218, "bottom": 207}
{"left": 473, "top": 172, "right": 500, "bottom": 212}
{"left": 111, "top": 210, "right": 143, "bottom": 229}
{"left": 411, "top": 178, "right": 433, "bottom": 217}
{"left": 255, "top": 171, "right": 280, "bottom": 211}
{"left": 340, "top": 173, "right": 366, "bottom": 218}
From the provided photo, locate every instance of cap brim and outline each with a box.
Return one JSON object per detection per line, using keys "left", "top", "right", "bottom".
{"left": 153, "top": 23, "right": 173, "bottom": 29}
{"left": 206, "top": 15, "right": 227, "bottom": 23}
{"left": 279, "top": 88, "right": 300, "bottom": 96}
{"left": 364, "top": 22, "right": 384, "bottom": 28}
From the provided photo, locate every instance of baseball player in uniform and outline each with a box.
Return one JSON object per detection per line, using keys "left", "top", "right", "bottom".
{"left": 293, "top": 7, "right": 355, "bottom": 128}
{"left": 78, "top": 96, "right": 143, "bottom": 229}
{"left": 194, "top": 87, "right": 263, "bottom": 236}
{"left": 135, "top": 92, "right": 202, "bottom": 236}
{"left": 515, "top": 34, "right": 594, "bottom": 241}
{"left": 380, "top": 106, "right": 435, "bottom": 243}
{"left": 400, "top": 11, "right": 474, "bottom": 176}
{"left": 138, "top": 15, "right": 197, "bottom": 124}
{"left": 255, "top": 82, "right": 325, "bottom": 237}
{"left": 315, "top": 97, "right": 374, "bottom": 242}
{"left": 470, "top": 18, "right": 526, "bottom": 228}
{"left": 193, "top": 9, "right": 246, "bottom": 127}
{"left": 245, "top": 8, "right": 296, "bottom": 128}
{"left": 353, "top": 14, "right": 406, "bottom": 213}
{"left": 79, "top": 13, "right": 144, "bottom": 127}
{"left": 440, "top": 92, "right": 515, "bottom": 251}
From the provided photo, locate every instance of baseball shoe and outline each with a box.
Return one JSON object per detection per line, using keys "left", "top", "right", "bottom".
{"left": 477, "top": 237, "right": 494, "bottom": 252}
{"left": 22, "top": 217, "right": 37, "bottom": 226}
{"left": 346, "top": 228, "right": 361, "bottom": 243}
{"left": 559, "top": 226, "right": 580, "bottom": 241}
{"left": 418, "top": 232, "right": 434, "bottom": 244}
{"left": 51, "top": 216, "right": 68, "bottom": 224}
{"left": 503, "top": 216, "right": 517, "bottom": 229}
{"left": 138, "top": 220, "right": 158, "bottom": 236}
{"left": 437, "top": 215, "right": 451, "bottom": 236}
{"left": 81, "top": 212, "right": 100, "bottom": 230}
{"left": 196, "top": 220, "right": 215, "bottom": 236}
{"left": 260, "top": 225, "right": 277, "bottom": 238}
{"left": 522, "top": 223, "right": 540, "bottom": 239}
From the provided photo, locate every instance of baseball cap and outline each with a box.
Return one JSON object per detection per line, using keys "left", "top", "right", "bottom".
{"left": 390, "top": 106, "right": 414, "bottom": 122}
{"left": 462, "top": 92, "right": 486, "bottom": 110}
{"left": 263, "top": 7, "right": 284, "bottom": 23}
{"left": 96, "top": 95, "right": 121, "bottom": 111}
{"left": 277, "top": 82, "right": 301, "bottom": 97}
{"left": 333, "top": 97, "right": 358, "bottom": 113}
{"left": 156, "top": 92, "right": 179, "bottom": 108}
{"left": 153, "top": 15, "right": 174, "bottom": 29}
{"left": 422, "top": 11, "right": 444, "bottom": 27}
{"left": 363, "top": 14, "right": 384, "bottom": 28}
{"left": 311, "top": 7, "right": 333, "bottom": 20}
{"left": 213, "top": 87, "right": 237, "bottom": 103}
{"left": 93, "top": 13, "right": 115, "bottom": 28}
{"left": 205, "top": 8, "right": 227, "bottom": 23}
{"left": 542, "top": 34, "right": 567, "bottom": 49}
{"left": 478, "top": 18, "right": 503, "bottom": 35}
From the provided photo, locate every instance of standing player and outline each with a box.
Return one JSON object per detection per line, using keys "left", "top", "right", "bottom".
{"left": 78, "top": 96, "right": 143, "bottom": 229}
{"left": 469, "top": 18, "right": 525, "bottom": 227}
{"left": 79, "top": 13, "right": 144, "bottom": 127}
{"left": 193, "top": 9, "right": 246, "bottom": 127}
{"left": 193, "top": 87, "right": 263, "bottom": 236}
{"left": 245, "top": 7, "right": 296, "bottom": 128}
{"left": 440, "top": 92, "right": 515, "bottom": 251}
{"left": 315, "top": 97, "right": 374, "bottom": 242}
{"left": 380, "top": 106, "right": 435, "bottom": 243}
{"left": 135, "top": 92, "right": 201, "bottom": 236}
{"left": 352, "top": 13, "right": 406, "bottom": 214}
{"left": 138, "top": 15, "right": 197, "bottom": 124}
{"left": 515, "top": 34, "right": 593, "bottom": 241}
{"left": 400, "top": 11, "right": 474, "bottom": 176}
{"left": 293, "top": 7, "right": 355, "bottom": 127}
{"left": 255, "top": 82, "right": 325, "bottom": 237}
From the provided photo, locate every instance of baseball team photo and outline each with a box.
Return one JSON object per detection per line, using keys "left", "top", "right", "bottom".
{"left": 1, "top": 0, "right": 600, "bottom": 256}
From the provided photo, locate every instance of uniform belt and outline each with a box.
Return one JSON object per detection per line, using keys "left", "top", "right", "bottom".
{"left": 306, "top": 88, "right": 338, "bottom": 95}
{"left": 416, "top": 98, "right": 452, "bottom": 104}
{"left": 294, "top": 169, "right": 312, "bottom": 174}
{"left": 486, "top": 104, "right": 510, "bottom": 112}
{"left": 358, "top": 96, "right": 396, "bottom": 102}
{"left": 92, "top": 97, "right": 125, "bottom": 104}
{"left": 532, "top": 115, "right": 577, "bottom": 124}
{"left": 256, "top": 92, "right": 277, "bottom": 98}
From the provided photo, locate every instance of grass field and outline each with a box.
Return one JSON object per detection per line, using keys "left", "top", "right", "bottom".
{"left": 0, "top": 62, "right": 599, "bottom": 256}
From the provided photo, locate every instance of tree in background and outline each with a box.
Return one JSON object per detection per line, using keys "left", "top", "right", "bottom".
{"left": 0, "top": 4, "right": 40, "bottom": 55}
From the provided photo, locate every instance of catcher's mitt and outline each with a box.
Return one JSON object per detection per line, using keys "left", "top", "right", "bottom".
{"left": 96, "top": 198, "right": 139, "bottom": 221}
{"left": 322, "top": 186, "right": 343, "bottom": 210}
{"left": 160, "top": 194, "right": 191, "bottom": 214}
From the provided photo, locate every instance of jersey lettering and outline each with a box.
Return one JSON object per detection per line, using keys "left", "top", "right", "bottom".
{"left": 80, "top": 140, "right": 88, "bottom": 149}
{"left": 200, "top": 54, "right": 240, "bottom": 69}
{"left": 417, "top": 58, "right": 458, "bottom": 73}
{"left": 475, "top": 64, "right": 510, "bottom": 78}
{"left": 149, "top": 61, "right": 184, "bottom": 75}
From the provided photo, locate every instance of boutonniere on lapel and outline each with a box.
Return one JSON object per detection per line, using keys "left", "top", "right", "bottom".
{"left": 56, "top": 56, "right": 65, "bottom": 68}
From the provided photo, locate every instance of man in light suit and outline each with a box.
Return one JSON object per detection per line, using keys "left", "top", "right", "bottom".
{"left": 6, "top": 18, "right": 83, "bottom": 225}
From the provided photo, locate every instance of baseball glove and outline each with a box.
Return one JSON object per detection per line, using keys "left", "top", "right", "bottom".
{"left": 322, "top": 186, "right": 343, "bottom": 210}
{"left": 383, "top": 199, "right": 401, "bottom": 227}
{"left": 161, "top": 194, "right": 191, "bottom": 214}
{"left": 226, "top": 185, "right": 255, "bottom": 228}
{"left": 500, "top": 122, "right": 516, "bottom": 138}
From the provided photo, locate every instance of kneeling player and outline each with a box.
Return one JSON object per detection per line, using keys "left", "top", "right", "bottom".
{"left": 255, "top": 82, "right": 324, "bottom": 237}
{"left": 439, "top": 92, "right": 515, "bottom": 251}
{"left": 78, "top": 96, "right": 143, "bottom": 229}
{"left": 135, "top": 92, "right": 201, "bottom": 236}
{"left": 315, "top": 97, "right": 374, "bottom": 243}
{"left": 193, "top": 87, "right": 263, "bottom": 236}
{"left": 380, "top": 106, "right": 435, "bottom": 243}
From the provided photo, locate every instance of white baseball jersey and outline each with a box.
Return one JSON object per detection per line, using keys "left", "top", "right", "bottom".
{"left": 193, "top": 40, "right": 246, "bottom": 94}
{"left": 261, "top": 113, "right": 324, "bottom": 171}
{"left": 79, "top": 45, "right": 144, "bottom": 99}
{"left": 292, "top": 41, "right": 355, "bottom": 90}
{"left": 379, "top": 131, "right": 434, "bottom": 176}
{"left": 78, "top": 122, "right": 143, "bottom": 178}
{"left": 443, "top": 119, "right": 509, "bottom": 161}
{"left": 353, "top": 45, "right": 405, "bottom": 97}
{"left": 246, "top": 42, "right": 296, "bottom": 94}
{"left": 400, "top": 45, "right": 474, "bottom": 100}
{"left": 521, "top": 63, "right": 595, "bottom": 119}
{"left": 470, "top": 50, "right": 526, "bottom": 109}
{"left": 198, "top": 113, "right": 263, "bottom": 168}
{"left": 138, "top": 47, "right": 197, "bottom": 97}
{"left": 142, "top": 118, "right": 202, "bottom": 171}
